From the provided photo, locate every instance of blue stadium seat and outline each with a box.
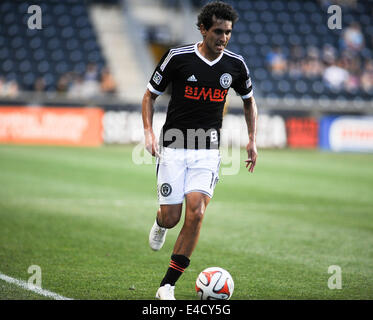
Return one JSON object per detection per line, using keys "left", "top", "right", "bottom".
{"left": 55, "top": 61, "right": 69, "bottom": 75}
{"left": 270, "top": 0, "right": 285, "bottom": 12}
{"left": 253, "top": 0, "right": 269, "bottom": 12}
{"left": 259, "top": 79, "right": 274, "bottom": 94}
{"left": 254, "top": 68, "right": 268, "bottom": 81}
{"left": 254, "top": 34, "right": 268, "bottom": 46}
{"left": 23, "top": 72, "right": 36, "bottom": 87}
{"left": 237, "top": 0, "right": 252, "bottom": 11}
{"left": 287, "top": 1, "right": 302, "bottom": 13}
{"left": 237, "top": 33, "right": 251, "bottom": 46}
{"left": 276, "top": 11, "right": 291, "bottom": 23}
{"left": 17, "top": 48, "right": 28, "bottom": 61}
{"left": 19, "top": 60, "right": 32, "bottom": 73}
{"left": 294, "top": 80, "right": 309, "bottom": 95}
{"left": 303, "top": 1, "right": 318, "bottom": 13}
{"left": 259, "top": 11, "right": 275, "bottom": 23}
{"left": 243, "top": 11, "right": 257, "bottom": 22}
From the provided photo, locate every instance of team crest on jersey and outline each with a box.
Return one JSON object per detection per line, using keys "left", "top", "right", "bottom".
{"left": 219, "top": 73, "right": 232, "bottom": 89}
{"left": 153, "top": 71, "right": 163, "bottom": 85}
{"left": 160, "top": 183, "right": 172, "bottom": 197}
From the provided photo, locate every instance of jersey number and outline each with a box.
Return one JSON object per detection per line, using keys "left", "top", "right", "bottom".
{"left": 210, "top": 130, "right": 218, "bottom": 143}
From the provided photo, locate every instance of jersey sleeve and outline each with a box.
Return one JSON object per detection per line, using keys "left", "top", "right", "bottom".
{"left": 147, "top": 49, "right": 175, "bottom": 95}
{"left": 231, "top": 57, "right": 253, "bottom": 99}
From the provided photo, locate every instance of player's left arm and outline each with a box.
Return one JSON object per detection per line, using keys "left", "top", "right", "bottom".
{"left": 243, "top": 96, "right": 258, "bottom": 173}
{"left": 231, "top": 57, "right": 258, "bottom": 173}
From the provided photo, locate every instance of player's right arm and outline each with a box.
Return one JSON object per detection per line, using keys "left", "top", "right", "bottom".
{"left": 142, "top": 49, "right": 174, "bottom": 157}
{"left": 142, "top": 89, "right": 160, "bottom": 157}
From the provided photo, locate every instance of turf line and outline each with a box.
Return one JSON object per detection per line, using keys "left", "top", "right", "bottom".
{"left": 0, "top": 272, "right": 73, "bottom": 300}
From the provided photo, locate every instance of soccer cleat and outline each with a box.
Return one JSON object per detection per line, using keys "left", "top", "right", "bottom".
{"left": 149, "top": 219, "right": 168, "bottom": 251}
{"left": 155, "top": 284, "right": 176, "bottom": 300}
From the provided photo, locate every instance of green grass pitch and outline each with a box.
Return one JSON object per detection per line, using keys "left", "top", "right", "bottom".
{"left": 0, "top": 144, "right": 372, "bottom": 300}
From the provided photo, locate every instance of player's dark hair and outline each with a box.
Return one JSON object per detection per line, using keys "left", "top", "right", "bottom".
{"left": 196, "top": 1, "right": 238, "bottom": 31}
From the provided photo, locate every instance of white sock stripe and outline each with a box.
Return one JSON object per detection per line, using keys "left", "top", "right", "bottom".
{"left": 0, "top": 272, "right": 73, "bottom": 300}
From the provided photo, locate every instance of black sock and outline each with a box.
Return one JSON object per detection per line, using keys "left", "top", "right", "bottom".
{"left": 160, "top": 254, "right": 190, "bottom": 287}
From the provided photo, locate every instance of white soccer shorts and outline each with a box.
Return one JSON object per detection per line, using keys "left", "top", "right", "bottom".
{"left": 156, "top": 147, "right": 221, "bottom": 205}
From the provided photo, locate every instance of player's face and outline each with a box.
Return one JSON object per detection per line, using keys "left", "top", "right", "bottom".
{"left": 201, "top": 16, "right": 232, "bottom": 57}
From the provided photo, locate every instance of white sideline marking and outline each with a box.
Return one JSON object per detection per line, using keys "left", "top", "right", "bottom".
{"left": 0, "top": 272, "right": 73, "bottom": 300}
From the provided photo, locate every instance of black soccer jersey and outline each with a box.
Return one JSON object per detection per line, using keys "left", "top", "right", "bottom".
{"left": 147, "top": 42, "right": 253, "bottom": 149}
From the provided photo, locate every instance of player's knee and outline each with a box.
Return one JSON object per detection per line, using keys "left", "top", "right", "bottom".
{"left": 159, "top": 207, "right": 181, "bottom": 228}
{"left": 187, "top": 206, "right": 205, "bottom": 226}
{"left": 162, "top": 215, "right": 180, "bottom": 228}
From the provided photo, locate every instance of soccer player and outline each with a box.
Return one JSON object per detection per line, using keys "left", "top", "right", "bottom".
{"left": 142, "top": 1, "right": 258, "bottom": 300}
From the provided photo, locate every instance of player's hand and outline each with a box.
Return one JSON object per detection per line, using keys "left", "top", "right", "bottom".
{"left": 144, "top": 129, "right": 160, "bottom": 158}
{"left": 245, "top": 141, "right": 257, "bottom": 173}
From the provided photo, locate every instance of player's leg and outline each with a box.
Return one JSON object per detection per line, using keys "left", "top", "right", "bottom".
{"left": 173, "top": 192, "right": 210, "bottom": 257}
{"left": 155, "top": 149, "right": 219, "bottom": 299}
{"left": 156, "top": 192, "right": 209, "bottom": 299}
{"left": 157, "top": 204, "right": 182, "bottom": 228}
{"left": 149, "top": 147, "right": 186, "bottom": 251}
{"left": 149, "top": 204, "right": 182, "bottom": 251}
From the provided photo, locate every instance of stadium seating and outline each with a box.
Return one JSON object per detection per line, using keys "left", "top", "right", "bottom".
{"left": 192, "top": 0, "right": 373, "bottom": 101}
{"left": 1, "top": 0, "right": 372, "bottom": 102}
{"left": 0, "top": 0, "right": 106, "bottom": 91}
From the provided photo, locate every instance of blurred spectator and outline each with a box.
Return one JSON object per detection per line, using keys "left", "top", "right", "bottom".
{"left": 302, "top": 47, "right": 324, "bottom": 78}
{"left": 57, "top": 64, "right": 117, "bottom": 99}
{"left": 341, "top": 50, "right": 361, "bottom": 92}
{"left": 302, "top": 57, "right": 324, "bottom": 78}
{"left": 0, "top": 77, "right": 5, "bottom": 96}
{"left": 268, "top": 37, "right": 373, "bottom": 94}
{"left": 288, "top": 61, "right": 303, "bottom": 78}
{"left": 266, "top": 46, "right": 287, "bottom": 75}
{"left": 344, "top": 73, "right": 360, "bottom": 92}
{"left": 6, "top": 80, "right": 19, "bottom": 97}
{"left": 290, "top": 45, "right": 304, "bottom": 62}
{"left": 84, "top": 63, "right": 99, "bottom": 81}
{"left": 322, "top": 44, "right": 337, "bottom": 65}
{"left": 79, "top": 63, "right": 101, "bottom": 98}
{"left": 0, "top": 76, "right": 19, "bottom": 98}
{"left": 288, "top": 45, "right": 304, "bottom": 78}
{"left": 360, "top": 59, "right": 373, "bottom": 93}
{"left": 34, "top": 77, "right": 46, "bottom": 92}
{"left": 57, "top": 72, "right": 73, "bottom": 94}
{"left": 81, "top": 78, "right": 101, "bottom": 98}
{"left": 341, "top": 22, "right": 365, "bottom": 53}
{"left": 323, "top": 61, "right": 349, "bottom": 91}
{"left": 67, "top": 74, "right": 84, "bottom": 99}
{"left": 100, "top": 67, "right": 117, "bottom": 94}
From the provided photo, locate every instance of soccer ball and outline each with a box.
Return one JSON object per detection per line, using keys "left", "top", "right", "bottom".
{"left": 195, "top": 267, "right": 234, "bottom": 300}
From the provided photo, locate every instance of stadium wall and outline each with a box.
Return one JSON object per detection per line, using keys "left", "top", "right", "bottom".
{"left": 0, "top": 106, "right": 103, "bottom": 146}
{"left": 1, "top": 105, "right": 373, "bottom": 153}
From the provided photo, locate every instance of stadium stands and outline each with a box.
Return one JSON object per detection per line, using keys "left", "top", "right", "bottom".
{"left": 0, "top": 0, "right": 372, "bottom": 105}
{"left": 0, "top": 0, "right": 107, "bottom": 96}
{"left": 192, "top": 0, "right": 373, "bottom": 101}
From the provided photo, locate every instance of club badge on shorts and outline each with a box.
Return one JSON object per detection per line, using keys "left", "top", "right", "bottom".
{"left": 220, "top": 73, "right": 232, "bottom": 89}
{"left": 160, "top": 183, "right": 172, "bottom": 197}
